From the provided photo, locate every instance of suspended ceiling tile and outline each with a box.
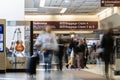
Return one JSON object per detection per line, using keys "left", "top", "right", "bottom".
{"left": 28, "top": 7, "right": 61, "bottom": 14}
{"left": 86, "top": 0, "right": 98, "bottom": 1}
{"left": 25, "top": 0, "right": 106, "bottom": 15}
{"left": 74, "top": 0, "right": 85, "bottom": 2}
{"left": 50, "top": 0, "right": 63, "bottom": 6}
{"left": 25, "top": 0, "right": 34, "bottom": 8}
{"left": 79, "top": 5, "right": 98, "bottom": 9}
{"left": 82, "top": 2, "right": 98, "bottom": 6}
{"left": 70, "top": 2, "right": 82, "bottom": 7}
{"left": 45, "top": 0, "right": 51, "bottom": 6}
{"left": 61, "top": 1, "right": 71, "bottom": 7}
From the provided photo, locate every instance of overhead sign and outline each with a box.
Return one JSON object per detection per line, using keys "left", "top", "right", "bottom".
{"left": 101, "top": 0, "right": 120, "bottom": 7}
{"left": 33, "top": 21, "right": 98, "bottom": 30}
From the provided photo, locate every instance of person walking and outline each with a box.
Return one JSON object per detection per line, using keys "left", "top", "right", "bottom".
{"left": 101, "top": 28, "right": 114, "bottom": 79}
{"left": 34, "top": 24, "right": 58, "bottom": 73}
{"left": 79, "top": 40, "right": 86, "bottom": 68}
{"left": 66, "top": 39, "right": 75, "bottom": 69}
{"left": 56, "top": 35, "right": 65, "bottom": 71}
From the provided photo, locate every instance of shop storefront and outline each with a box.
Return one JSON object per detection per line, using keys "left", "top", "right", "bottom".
{"left": 5, "top": 20, "right": 99, "bottom": 72}
{"left": 6, "top": 21, "right": 31, "bottom": 72}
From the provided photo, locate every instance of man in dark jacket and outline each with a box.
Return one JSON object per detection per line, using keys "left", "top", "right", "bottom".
{"left": 101, "top": 28, "right": 114, "bottom": 79}
{"left": 57, "top": 35, "right": 65, "bottom": 71}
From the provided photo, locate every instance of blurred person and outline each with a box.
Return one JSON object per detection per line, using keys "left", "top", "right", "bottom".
{"left": 75, "top": 39, "right": 82, "bottom": 69}
{"left": 101, "top": 28, "right": 114, "bottom": 79}
{"left": 64, "top": 43, "right": 69, "bottom": 65}
{"left": 84, "top": 47, "right": 89, "bottom": 69}
{"left": 91, "top": 43, "right": 97, "bottom": 61}
{"left": 34, "top": 24, "right": 58, "bottom": 73}
{"left": 92, "top": 43, "right": 96, "bottom": 52}
{"left": 78, "top": 39, "right": 86, "bottom": 68}
{"left": 96, "top": 45, "right": 103, "bottom": 64}
{"left": 75, "top": 39, "right": 87, "bottom": 69}
{"left": 56, "top": 35, "right": 65, "bottom": 71}
{"left": 73, "top": 39, "right": 80, "bottom": 68}
{"left": 68, "top": 38, "right": 75, "bottom": 53}
{"left": 83, "top": 38, "right": 88, "bottom": 68}
{"left": 66, "top": 39, "right": 76, "bottom": 68}
{"left": 66, "top": 48, "right": 74, "bottom": 69}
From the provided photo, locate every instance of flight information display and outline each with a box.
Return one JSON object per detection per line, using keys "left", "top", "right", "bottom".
{"left": 0, "top": 24, "right": 4, "bottom": 52}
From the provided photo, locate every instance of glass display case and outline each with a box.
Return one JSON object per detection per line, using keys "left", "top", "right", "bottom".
{"left": 6, "top": 21, "right": 31, "bottom": 71}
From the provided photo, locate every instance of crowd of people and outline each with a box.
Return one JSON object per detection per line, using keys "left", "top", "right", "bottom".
{"left": 57, "top": 36, "right": 103, "bottom": 70}
{"left": 33, "top": 24, "right": 102, "bottom": 71}
{"left": 32, "top": 24, "right": 114, "bottom": 80}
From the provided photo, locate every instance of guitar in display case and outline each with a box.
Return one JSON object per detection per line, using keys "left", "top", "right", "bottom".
{"left": 9, "top": 28, "right": 25, "bottom": 52}
{"left": 15, "top": 28, "right": 25, "bottom": 52}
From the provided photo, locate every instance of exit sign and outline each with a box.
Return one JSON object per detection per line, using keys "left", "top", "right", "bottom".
{"left": 101, "top": 0, "right": 120, "bottom": 7}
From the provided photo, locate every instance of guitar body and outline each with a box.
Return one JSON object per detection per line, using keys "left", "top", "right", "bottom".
{"left": 15, "top": 41, "right": 24, "bottom": 52}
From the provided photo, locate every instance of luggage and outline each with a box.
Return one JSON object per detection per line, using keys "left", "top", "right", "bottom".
{"left": 26, "top": 56, "right": 37, "bottom": 75}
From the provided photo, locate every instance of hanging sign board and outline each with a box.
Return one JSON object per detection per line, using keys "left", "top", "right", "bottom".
{"left": 101, "top": 0, "right": 120, "bottom": 7}
{"left": 33, "top": 21, "right": 98, "bottom": 30}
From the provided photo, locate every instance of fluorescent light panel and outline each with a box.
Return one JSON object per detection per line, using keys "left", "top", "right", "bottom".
{"left": 60, "top": 8, "right": 67, "bottom": 13}
{"left": 40, "top": 0, "right": 46, "bottom": 7}
{"left": 96, "top": 8, "right": 112, "bottom": 16}
{"left": 25, "top": 8, "right": 38, "bottom": 11}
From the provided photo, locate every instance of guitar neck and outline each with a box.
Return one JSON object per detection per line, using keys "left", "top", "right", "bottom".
{"left": 17, "top": 28, "right": 22, "bottom": 41}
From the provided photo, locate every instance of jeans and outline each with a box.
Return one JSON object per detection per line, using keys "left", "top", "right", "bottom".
{"left": 56, "top": 51, "right": 64, "bottom": 71}
{"left": 44, "top": 50, "right": 53, "bottom": 72}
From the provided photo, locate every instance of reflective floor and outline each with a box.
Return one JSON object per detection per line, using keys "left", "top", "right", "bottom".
{"left": 0, "top": 64, "right": 120, "bottom": 80}
{"left": 0, "top": 70, "right": 107, "bottom": 80}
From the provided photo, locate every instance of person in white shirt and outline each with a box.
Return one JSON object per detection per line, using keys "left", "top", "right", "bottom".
{"left": 34, "top": 24, "right": 58, "bottom": 73}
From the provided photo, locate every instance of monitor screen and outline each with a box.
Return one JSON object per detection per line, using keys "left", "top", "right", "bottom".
{"left": 0, "top": 24, "right": 4, "bottom": 52}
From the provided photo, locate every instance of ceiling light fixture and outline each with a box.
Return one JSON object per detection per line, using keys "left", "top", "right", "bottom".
{"left": 60, "top": 8, "right": 67, "bottom": 13}
{"left": 96, "top": 8, "right": 112, "bottom": 16}
{"left": 25, "top": 8, "right": 38, "bottom": 11}
{"left": 65, "top": 0, "right": 70, "bottom": 3}
{"left": 39, "top": 0, "right": 46, "bottom": 7}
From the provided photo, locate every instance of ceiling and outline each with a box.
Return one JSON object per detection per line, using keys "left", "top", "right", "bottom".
{"left": 25, "top": 0, "right": 106, "bottom": 15}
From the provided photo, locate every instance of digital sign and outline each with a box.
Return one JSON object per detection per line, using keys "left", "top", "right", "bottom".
{"left": 0, "top": 24, "right": 4, "bottom": 52}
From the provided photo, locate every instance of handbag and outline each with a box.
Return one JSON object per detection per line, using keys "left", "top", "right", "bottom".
{"left": 96, "top": 48, "right": 103, "bottom": 54}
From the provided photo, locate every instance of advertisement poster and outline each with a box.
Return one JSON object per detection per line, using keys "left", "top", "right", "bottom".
{"left": 6, "top": 26, "right": 30, "bottom": 69}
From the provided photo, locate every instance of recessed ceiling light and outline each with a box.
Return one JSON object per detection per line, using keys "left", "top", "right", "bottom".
{"left": 65, "top": 0, "right": 70, "bottom": 3}
{"left": 39, "top": 0, "right": 46, "bottom": 7}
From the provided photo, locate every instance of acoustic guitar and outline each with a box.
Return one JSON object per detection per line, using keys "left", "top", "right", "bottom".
{"left": 15, "top": 28, "right": 25, "bottom": 52}
{"left": 16, "top": 40, "right": 24, "bottom": 52}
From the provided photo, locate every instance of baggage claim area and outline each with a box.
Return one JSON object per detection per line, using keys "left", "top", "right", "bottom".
{"left": 0, "top": 0, "right": 120, "bottom": 80}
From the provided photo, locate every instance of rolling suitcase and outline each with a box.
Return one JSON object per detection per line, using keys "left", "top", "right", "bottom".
{"left": 26, "top": 56, "right": 37, "bottom": 75}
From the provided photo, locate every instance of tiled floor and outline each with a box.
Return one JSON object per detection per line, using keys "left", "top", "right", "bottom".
{"left": 0, "top": 64, "right": 120, "bottom": 80}
{"left": 84, "top": 64, "right": 120, "bottom": 80}
{"left": 0, "top": 70, "right": 107, "bottom": 80}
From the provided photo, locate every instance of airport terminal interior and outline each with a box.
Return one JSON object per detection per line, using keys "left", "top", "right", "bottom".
{"left": 0, "top": 0, "right": 120, "bottom": 80}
